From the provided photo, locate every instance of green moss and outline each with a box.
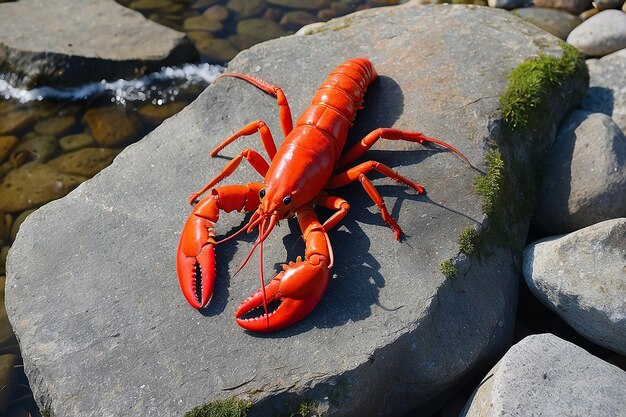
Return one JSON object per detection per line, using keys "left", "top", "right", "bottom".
{"left": 458, "top": 226, "right": 479, "bottom": 254}
{"left": 305, "top": 17, "right": 354, "bottom": 34}
{"left": 185, "top": 399, "right": 252, "bottom": 417}
{"left": 473, "top": 150, "right": 504, "bottom": 215}
{"left": 499, "top": 42, "right": 585, "bottom": 129}
{"left": 41, "top": 407, "right": 52, "bottom": 417}
{"left": 440, "top": 259, "right": 457, "bottom": 279}
{"left": 288, "top": 400, "right": 318, "bottom": 417}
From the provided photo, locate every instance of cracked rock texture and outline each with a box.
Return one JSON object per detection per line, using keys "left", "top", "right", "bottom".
{"left": 461, "top": 334, "right": 626, "bottom": 417}
{"left": 0, "top": 0, "right": 197, "bottom": 88}
{"left": 6, "top": 4, "right": 587, "bottom": 417}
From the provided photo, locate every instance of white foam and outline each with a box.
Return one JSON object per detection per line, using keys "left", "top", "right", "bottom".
{"left": 0, "top": 63, "right": 224, "bottom": 104}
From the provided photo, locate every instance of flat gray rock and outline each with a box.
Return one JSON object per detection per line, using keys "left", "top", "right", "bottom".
{"left": 534, "top": 111, "right": 626, "bottom": 234}
{"left": 460, "top": 333, "right": 626, "bottom": 417}
{"left": 6, "top": 4, "right": 587, "bottom": 417}
{"left": 512, "top": 7, "right": 581, "bottom": 40}
{"left": 0, "top": 0, "right": 197, "bottom": 88}
{"left": 567, "top": 9, "right": 626, "bottom": 56}
{"left": 583, "top": 48, "right": 626, "bottom": 134}
{"left": 523, "top": 219, "right": 626, "bottom": 355}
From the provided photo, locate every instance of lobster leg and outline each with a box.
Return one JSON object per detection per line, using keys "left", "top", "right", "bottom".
{"left": 337, "top": 128, "right": 472, "bottom": 168}
{"left": 315, "top": 193, "right": 350, "bottom": 232}
{"left": 177, "top": 183, "right": 264, "bottom": 309}
{"left": 326, "top": 161, "right": 426, "bottom": 240}
{"left": 215, "top": 73, "right": 294, "bottom": 137}
{"left": 189, "top": 148, "right": 269, "bottom": 205}
{"left": 210, "top": 120, "right": 278, "bottom": 160}
{"left": 235, "top": 203, "right": 332, "bottom": 332}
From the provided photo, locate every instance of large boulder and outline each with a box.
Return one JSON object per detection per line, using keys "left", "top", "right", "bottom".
{"left": 6, "top": 4, "right": 587, "bottom": 417}
{"left": 461, "top": 334, "right": 626, "bottom": 417}
{"left": 0, "top": 0, "right": 197, "bottom": 88}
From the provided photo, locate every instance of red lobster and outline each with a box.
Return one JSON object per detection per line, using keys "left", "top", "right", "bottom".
{"left": 177, "top": 58, "right": 470, "bottom": 333}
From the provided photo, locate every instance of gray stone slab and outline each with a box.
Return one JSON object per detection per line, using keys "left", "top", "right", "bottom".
{"left": 0, "top": 0, "right": 197, "bottom": 87}
{"left": 461, "top": 333, "right": 626, "bottom": 417}
{"left": 5, "top": 4, "right": 587, "bottom": 417}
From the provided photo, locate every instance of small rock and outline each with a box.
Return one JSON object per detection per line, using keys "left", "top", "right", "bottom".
{"left": 317, "top": 8, "right": 340, "bottom": 19}
{"left": 523, "top": 219, "right": 626, "bottom": 355}
{"left": 137, "top": 102, "right": 187, "bottom": 125}
{"left": 9, "top": 135, "right": 57, "bottom": 167}
{"left": 0, "top": 162, "right": 87, "bottom": 212}
{"left": 512, "top": 7, "right": 581, "bottom": 40}
{"left": 226, "top": 0, "right": 266, "bottom": 18}
{"left": 593, "top": 0, "right": 624, "bottom": 9}
{"left": 263, "top": 7, "right": 284, "bottom": 21}
{"left": 267, "top": 0, "right": 329, "bottom": 9}
{"left": 330, "top": 1, "right": 355, "bottom": 14}
{"left": 579, "top": 7, "right": 600, "bottom": 19}
{"left": 186, "top": 31, "right": 214, "bottom": 43}
{"left": 583, "top": 48, "right": 626, "bottom": 132}
{"left": 59, "top": 133, "right": 95, "bottom": 152}
{"left": 567, "top": 9, "right": 626, "bottom": 56}
{"left": 202, "top": 5, "right": 230, "bottom": 21}
{"left": 533, "top": 0, "right": 593, "bottom": 13}
{"left": 83, "top": 107, "right": 139, "bottom": 147}
{"left": 0, "top": 354, "right": 18, "bottom": 414}
{"left": 488, "top": 0, "right": 528, "bottom": 9}
{"left": 534, "top": 111, "right": 626, "bottom": 234}
{"left": 0, "top": 136, "right": 18, "bottom": 163}
{"left": 237, "top": 18, "right": 288, "bottom": 42}
{"left": 0, "top": 163, "right": 11, "bottom": 181}
{"left": 0, "top": 111, "right": 35, "bottom": 135}
{"left": 48, "top": 148, "right": 120, "bottom": 177}
{"left": 10, "top": 210, "right": 34, "bottom": 242}
{"left": 461, "top": 334, "right": 626, "bottom": 416}
{"left": 190, "top": 0, "right": 220, "bottom": 9}
{"left": 128, "top": 0, "right": 173, "bottom": 10}
{"left": 280, "top": 10, "right": 319, "bottom": 30}
{"left": 195, "top": 38, "right": 240, "bottom": 63}
{"left": 0, "top": 213, "right": 11, "bottom": 243}
{"left": 183, "top": 16, "right": 224, "bottom": 33}
{"left": 33, "top": 115, "right": 76, "bottom": 136}
{"left": 227, "top": 34, "right": 256, "bottom": 50}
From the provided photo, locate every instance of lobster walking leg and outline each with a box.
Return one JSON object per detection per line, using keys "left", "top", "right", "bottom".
{"left": 178, "top": 183, "right": 263, "bottom": 309}
{"left": 189, "top": 148, "right": 269, "bottom": 204}
{"left": 210, "top": 120, "right": 278, "bottom": 160}
{"left": 337, "top": 128, "right": 472, "bottom": 168}
{"left": 215, "top": 73, "right": 294, "bottom": 137}
{"left": 235, "top": 203, "right": 332, "bottom": 332}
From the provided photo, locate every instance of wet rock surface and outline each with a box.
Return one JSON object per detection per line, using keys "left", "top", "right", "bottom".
{"left": 0, "top": 0, "right": 197, "bottom": 88}
{"left": 6, "top": 4, "right": 587, "bottom": 417}
{"left": 583, "top": 48, "right": 626, "bottom": 133}
{"left": 523, "top": 219, "right": 626, "bottom": 355}
{"left": 534, "top": 111, "right": 626, "bottom": 234}
{"left": 461, "top": 334, "right": 626, "bottom": 417}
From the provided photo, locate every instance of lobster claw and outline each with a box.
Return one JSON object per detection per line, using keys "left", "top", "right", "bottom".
{"left": 235, "top": 255, "right": 330, "bottom": 332}
{"left": 176, "top": 200, "right": 217, "bottom": 309}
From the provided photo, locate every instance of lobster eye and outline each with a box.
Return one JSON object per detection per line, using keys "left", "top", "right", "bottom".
{"left": 259, "top": 189, "right": 266, "bottom": 199}
{"left": 283, "top": 196, "right": 291, "bottom": 205}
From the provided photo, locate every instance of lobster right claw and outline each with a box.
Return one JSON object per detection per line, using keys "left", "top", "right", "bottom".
{"left": 235, "top": 255, "right": 330, "bottom": 333}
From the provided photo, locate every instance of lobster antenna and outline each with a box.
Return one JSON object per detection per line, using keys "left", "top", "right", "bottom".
{"left": 423, "top": 136, "right": 472, "bottom": 168}
{"left": 259, "top": 219, "right": 270, "bottom": 329}
{"left": 215, "top": 210, "right": 261, "bottom": 246}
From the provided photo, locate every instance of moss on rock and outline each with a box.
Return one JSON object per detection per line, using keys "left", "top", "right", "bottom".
{"left": 184, "top": 398, "right": 252, "bottom": 417}
{"left": 440, "top": 259, "right": 457, "bottom": 279}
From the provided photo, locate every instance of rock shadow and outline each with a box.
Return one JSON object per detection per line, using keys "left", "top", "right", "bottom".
{"left": 582, "top": 86, "right": 615, "bottom": 118}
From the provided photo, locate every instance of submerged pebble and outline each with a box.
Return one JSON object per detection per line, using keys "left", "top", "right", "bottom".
{"left": 10, "top": 209, "right": 35, "bottom": 242}
{"left": 195, "top": 38, "right": 239, "bottom": 63}
{"left": 84, "top": 107, "right": 140, "bottom": 147}
{"left": 59, "top": 133, "right": 96, "bottom": 152}
{"left": 10, "top": 135, "right": 57, "bottom": 167}
{"left": 183, "top": 16, "right": 224, "bottom": 32}
{"left": 226, "top": 0, "right": 266, "bottom": 18}
{"left": 0, "top": 111, "right": 36, "bottom": 135}
{"left": 267, "top": 0, "right": 330, "bottom": 10}
{"left": 237, "top": 18, "right": 288, "bottom": 42}
{"left": 0, "top": 136, "right": 18, "bottom": 163}
{"left": 137, "top": 102, "right": 187, "bottom": 124}
{"left": 33, "top": 115, "right": 76, "bottom": 136}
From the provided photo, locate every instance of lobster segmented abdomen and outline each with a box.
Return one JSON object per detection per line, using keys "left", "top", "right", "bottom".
{"left": 294, "top": 58, "right": 378, "bottom": 157}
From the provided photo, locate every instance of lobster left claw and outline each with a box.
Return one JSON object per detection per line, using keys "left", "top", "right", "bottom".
{"left": 236, "top": 255, "right": 330, "bottom": 332}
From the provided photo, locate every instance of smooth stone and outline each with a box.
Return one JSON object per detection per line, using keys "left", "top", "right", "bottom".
{"left": 534, "top": 111, "right": 626, "bottom": 234}
{"left": 190, "top": 0, "right": 220, "bottom": 9}
{"left": 317, "top": 8, "right": 340, "bottom": 19}
{"left": 583, "top": 48, "right": 626, "bottom": 133}
{"left": 0, "top": 354, "right": 18, "bottom": 414}
{"left": 226, "top": 0, "right": 267, "bottom": 18}
{"left": 202, "top": 4, "right": 230, "bottom": 20}
{"left": 4, "top": 4, "right": 589, "bottom": 416}
{"left": 59, "top": 133, "right": 95, "bottom": 152}
{"left": 488, "top": 0, "right": 527, "bottom": 9}
{"left": 185, "top": 30, "right": 214, "bottom": 42}
{"left": 128, "top": 0, "right": 173, "bottom": 10}
{"left": 236, "top": 18, "right": 288, "bottom": 42}
{"left": 183, "top": 16, "right": 224, "bottom": 32}
{"left": 523, "top": 219, "right": 626, "bottom": 355}
{"left": 532, "top": 0, "right": 593, "bottom": 13}
{"left": 0, "top": 0, "right": 197, "bottom": 88}
{"left": 195, "top": 38, "right": 239, "bottom": 63}
{"left": 267, "top": 0, "right": 329, "bottom": 10}
{"left": 579, "top": 7, "right": 600, "bottom": 19}
{"left": 83, "top": 107, "right": 140, "bottom": 147}
{"left": 567, "top": 9, "right": 626, "bottom": 56}
{"left": 594, "top": 0, "right": 624, "bottom": 8}
{"left": 263, "top": 7, "right": 284, "bottom": 21}
{"left": 0, "top": 163, "right": 11, "bottom": 181}
{"left": 280, "top": 10, "right": 319, "bottom": 30}
{"left": 0, "top": 111, "right": 35, "bottom": 135}
{"left": 137, "top": 102, "right": 187, "bottom": 125}
{"left": 48, "top": 148, "right": 120, "bottom": 177}
{"left": 9, "top": 135, "right": 57, "bottom": 167}
{"left": 227, "top": 34, "right": 256, "bottom": 50}
{"left": 512, "top": 7, "right": 581, "bottom": 40}
{"left": 33, "top": 115, "right": 76, "bottom": 136}
{"left": 461, "top": 334, "right": 626, "bottom": 417}
{"left": 0, "top": 162, "right": 86, "bottom": 212}
{"left": 0, "top": 136, "right": 18, "bottom": 163}
{"left": 10, "top": 210, "right": 35, "bottom": 242}
{"left": 0, "top": 213, "right": 11, "bottom": 244}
